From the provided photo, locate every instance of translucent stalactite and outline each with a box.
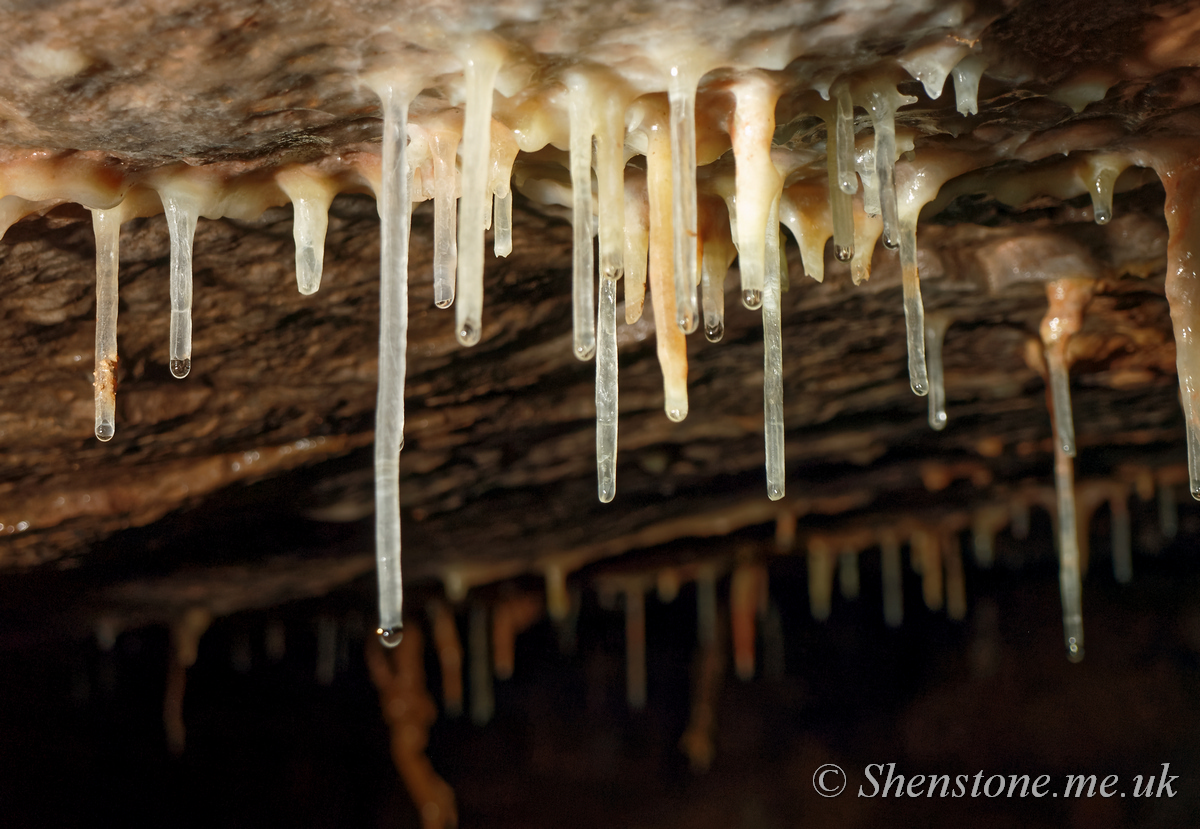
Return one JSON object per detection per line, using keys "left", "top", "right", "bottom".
{"left": 951, "top": 54, "right": 986, "bottom": 116}
{"left": 1082, "top": 155, "right": 1130, "bottom": 226}
{"left": 762, "top": 202, "right": 786, "bottom": 500}
{"left": 623, "top": 169, "right": 649, "bottom": 324}
{"left": 371, "top": 79, "right": 414, "bottom": 647}
{"left": 456, "top": 40, "right": 505, "bottom": 347}
{"left": 668, "top": 67, "right": 701, "bottom": 334}
{"left": 430, "top": 127, "right": 460, "bottom": 311}
{"left": 865, "top": 86, "right": 901, "bottom": 249}
{"left": 493, "top": 190, "right": 513, "bottom": 257}
{"left": 924, "top": 313, "right": 951, "bottom": 429}
{"left": 594, "top": 84, "right": 629, "bottom": 284}
{"left": 1041, "top": 278, "right": 1093, "bottom": 662}
{"left": 91, "top": 206, "right": 122, "bottom": 442}
{"left": 595, "top": 274, "right": 618, "bottom": 502}
{"left": 899, "top": 217, "right": 929, "bottom": 395}
{"left": 822, "top": 98, "right": 854, "bottom": 261}
{"left": 834, "top": 83, "right": 858, "bottom": 195}
{"left": 160, "top": 192, "right": 199, "bottom": 379}
{"left": 699, "top": 197, "right": 735, "bottom": 343}
{"left": 277, "top": 168, "right": 334, "bottom": 296}
{"left": 566, "top": 75, "right": 597, "bottom": 361}
{"left": 729, "top": 72, "right": 781, "bottom": 311}
{"left": 880, "top": 533, "right": 904, "bottom": 628}
{"left": 1110, "top": 492, "right": 1132, "bottom": 584}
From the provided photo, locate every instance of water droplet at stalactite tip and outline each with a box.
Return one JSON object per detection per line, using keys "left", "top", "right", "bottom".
{"left": 378, "top": 625, "right": 404, "bottom": 648}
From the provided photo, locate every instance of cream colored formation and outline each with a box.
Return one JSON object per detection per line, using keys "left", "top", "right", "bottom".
{"left": 2, "top": 3, "right": 1199, "bottom": 661}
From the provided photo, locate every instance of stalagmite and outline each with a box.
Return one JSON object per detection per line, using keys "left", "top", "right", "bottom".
{"left": 456, "top": 38, "right": 505, "bottom": 347}
{"left": 763, "top": 203, "right": 786, "bottom": 500}
{"left": 276, "top": 167, "right": 336, "bottom": 296}
{"left": 729, "top": 72, "right": 782, "bottom": 306}
{"left": 880, "top": 532, "right": 904, "bottom": 628}
{"left": 925, "top": 313, "right": 951, "bottom": 430}
{"left": 158, "top": 187, "right": 201, "bottom": 378}
{"left": 369, "top": 76, "right": 416, "bottom": 648}
{"left": 91, "top": 206, "right": 122, "bottom": 442}
{"left": 1041, "top": 278, "right": 1093, "bottom": 662}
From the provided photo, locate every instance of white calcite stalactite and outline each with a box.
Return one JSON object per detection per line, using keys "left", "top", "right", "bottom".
{"left": 729, "top": 71, "right": 782, "bottom": 309}
{"left": 623, "top": 169, "right": 650, "bottom": 324}
{"left": 456, "top": 39, "right": 506, "bottom": 347}
{"left": 493, "top": 190, "right": 513, "bottom": 258}
{"left": 667, "top": 65, "right": 702, "bottom": 334}
{"left": 861, "top": 80, "right": 915, "bottom": 251}
{"left": 428, "top": 121, "right": 461, "bottom": 311}
{"left": 924, "top": 313, "right": 951, "bottom": 430}
{"left": 1081, "top": 154, "right": 1131, "bottom": 225}
{"left": 699, "top": 196, "right": 735, "bottom": 342}
{"left": 820, "top": 90, "right": 855, "bottom": 261}
{"left": 369, "top": 76, "right": 417, "bottom": 647}
{"left": 763, "top": 201, "right": 786, "bottom": 500}
{"left": 1040, "top": 278, "right": 1094, "bottom": 663}
{"left": 91, "top": 205, "right": 123, "bottom": 442}
{"left": 159, "top": 190, "right": 200, "bottom": 379}
{"left": 276, "top": 167, "right": 336, "bottom": 296}
{"left": 566, "top": 71, "right": 597, "bottom": 362}
{"left": 951, "top": 54, "right": 986, "bottom": 116}
{"left": 596, "top": 273, "right": 618, "bottom": 502}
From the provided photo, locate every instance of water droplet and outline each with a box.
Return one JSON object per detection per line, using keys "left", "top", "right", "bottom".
{"left": 704, "top": 320, "right": 724, "bottom": 343}
{"left": 742, "top": 289, "right": 762, "bottom": 310}
{"left": 599, "top": 483, "right": 615, "bottom": 504}
{"left": 457, "top": 321, "right": 481, "bottom": 347}
{"left": 1066, "top": 637, "right": 1083, "bottom": 663}
{"left": 170, "top": 358, "right": 191, "bottom": 379}
{"left": 667, "top": 407, "right": 686, "bottom": 423}
{"left": 931, "top": 412, "right": 948, "bottom": 431}
{"left": 95, "top": 422, "right": 115, "bottom": 442}
{"left": 1094, "top": 208, "right": 1111, "bottom": 225}
{"left": 883, "top": 234, "right": 899, "bottom": 250}
{"left": 678, "top": 313, "right": 697, "bottom": 335}
{"left": 768, "top": 484, "right": 784, "bottom": 501}
{"left": 435, "top": 297, "right": 453, "bottom": 310}
{"left": 377, "top": 625, "right": 404, "bottom": 648}
{"left": 911, "top": 379, "right": 928, "bottom": 396}
{"left": 835, "top": 244, "right": 854, "bottom": 262}
{"left": 1191, "top": 485, "right": 1200, "bottom": 502}
{"left": 575, "top": 341, "right": 596, "bottom": 361}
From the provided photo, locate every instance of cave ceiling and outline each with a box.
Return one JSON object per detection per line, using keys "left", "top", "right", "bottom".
{"left": 0, "top": 0, "right": 1198, "bottom": 646}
